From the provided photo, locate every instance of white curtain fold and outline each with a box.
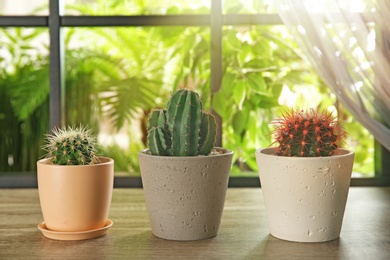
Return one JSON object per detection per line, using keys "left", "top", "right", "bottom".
{"left": 275, "top": 0, "right": 390, "bottom": 151}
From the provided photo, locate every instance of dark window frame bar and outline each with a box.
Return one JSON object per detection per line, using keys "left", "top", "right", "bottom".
{"left": 0, "top": 14, "right": 282, "bottom": 27}
{"left": 0, "top": 0, "right": 388, "bottom": 188}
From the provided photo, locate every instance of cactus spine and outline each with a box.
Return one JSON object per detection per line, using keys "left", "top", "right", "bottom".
{"left": 272, "top": 108, "right": 345, "bottom": 157}
{"left": 43, "top": 125, "right": 99, "bottom": 165}
{"left": 147, "top": 89, "right": 216, "bottom": 156}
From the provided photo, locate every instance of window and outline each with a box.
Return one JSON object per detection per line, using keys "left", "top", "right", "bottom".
{"left": 64, "top": 0, "right": 210, "bottom": 15}
{"left": 0, "top": 0, "right": 48, "bottom": 15}
{"left": 0, "top": 28, "right": 49, "bottom": 174}
{"left": 1, "top": 0, "right": 387, "bottom": 187}
{"left": 63, "top": 25, "right": 210, "bottom": 176}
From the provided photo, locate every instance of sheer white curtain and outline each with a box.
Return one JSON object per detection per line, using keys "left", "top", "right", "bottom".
{"left": 275, "top": 0, "right": 390, "bottom": 151}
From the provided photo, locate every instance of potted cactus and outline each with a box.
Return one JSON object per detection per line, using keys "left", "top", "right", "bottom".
{"left": 138, "top": 88, "right": 233, "bottom": 241}
{"left": 256, "top": 108, "right": 355, "bottom": 243}
{"left": 37, "top": 126, "right": 114, "bottom": 240}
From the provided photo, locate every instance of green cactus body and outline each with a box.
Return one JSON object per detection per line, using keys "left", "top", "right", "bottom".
{"left": 148, "top": 110, "right": 172, "bottom": 156}
{"left": 272, "top": 109, "right": 345, "bottom": 157}
{"left": 43, "top": 126, "right": 99, "bottom": 165}
{"left": 167, "top": 89, "right": 202, "bottom": 156}
{"left": 147, "top": 89, "right": 216, "bottom": 156}
{"left": 199, "top": 112, "right": 217, "bottom": 155}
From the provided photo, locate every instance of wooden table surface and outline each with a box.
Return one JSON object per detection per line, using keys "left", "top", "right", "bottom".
{"left": 0, "top": 187, "right": 389, "bottom": 260}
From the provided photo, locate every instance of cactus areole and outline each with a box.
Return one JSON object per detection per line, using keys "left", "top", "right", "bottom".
{"left": 147, "top": 89, "right": 217, "bottom": 156}
{"left": 271, "top": 108, "right": 346, "bottom": 157}
{"left": 43, "top": 125, "right": 99, "bottom": 165}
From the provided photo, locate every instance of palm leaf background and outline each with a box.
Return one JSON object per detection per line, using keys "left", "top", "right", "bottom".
{"left": 0, "top": 28, "right": 49, "bottom": 172}
{"left": 1, "top": 1, "right": 373, "bottom": 175}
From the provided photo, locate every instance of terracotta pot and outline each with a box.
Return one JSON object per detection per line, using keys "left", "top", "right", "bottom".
{"left": 138, "top": 148, "right": 233, "bottom": 241}
{"left": 37, "top": 157, "right": 114, "bottom": 232}
{"left": 256, "top": 148, "right": 354, "bottom": 243}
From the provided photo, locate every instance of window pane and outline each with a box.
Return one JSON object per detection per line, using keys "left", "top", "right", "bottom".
{"left": 217, "top": 25, "right": 374, "bottom": 177}
{"left": 223, "top": 0, "right": 276, "bottom": 14}
{"left": 64, "top": 0, "right": 210, "bottom": 15}
{"left": 64, "top": 26, "right": 210, "bottom": 176}
{"left": 0, "top": 28, "right": 49, "bottom": 174}
{"left": 0, "top": 0, "right": 48, "bottom": 15}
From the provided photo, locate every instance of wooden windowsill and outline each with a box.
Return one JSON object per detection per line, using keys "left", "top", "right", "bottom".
{"left": 1, "top": 187, "right": 389, "bottom": 259}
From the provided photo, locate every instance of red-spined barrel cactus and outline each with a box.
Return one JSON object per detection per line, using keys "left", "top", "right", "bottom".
{"left": 271, "top": 108, "right": 346, "bottom": 157}
{"left": 42, "top": 125, "right": 99, "bottom": 165}
{"left": 147, "top": 89, "right": 216, "bottom": 156}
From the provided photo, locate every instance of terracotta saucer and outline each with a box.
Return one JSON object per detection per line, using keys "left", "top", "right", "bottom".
{"left": 38, "top": 219, "right": 113, "bottom": 241}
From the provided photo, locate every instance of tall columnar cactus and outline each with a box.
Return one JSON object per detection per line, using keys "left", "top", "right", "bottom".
{"left": 147, "top": 89, "right": 217, "bottom": 156}
{"left": 271, "top": 108, "right": 346, "bottom": 157}
{"left": 43, "top": 125, "right": 99, "bottom": 165}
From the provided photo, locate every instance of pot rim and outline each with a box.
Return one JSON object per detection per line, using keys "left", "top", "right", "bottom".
{"left": 256, "top": 147, "right": 354, "bottom": 160}
{"left": 37, "top": 156, "right": 113, "bottom": 167}
{"left": 139, "top": 147, "right": 233, "bottom": 159}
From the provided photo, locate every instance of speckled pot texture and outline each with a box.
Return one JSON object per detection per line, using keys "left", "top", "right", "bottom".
{"left": 138, "top": 148, "right": 233, "bottom": 241}
{"left": 256, "top": 148, "right": 354, "bottom": 243}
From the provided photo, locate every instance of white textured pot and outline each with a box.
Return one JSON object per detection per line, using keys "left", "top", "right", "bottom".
{"left": 138, "top": 148, "right": 233, "bottom": 241}
{"left": 256, "top": 148, "right": 354, "bottom": 243}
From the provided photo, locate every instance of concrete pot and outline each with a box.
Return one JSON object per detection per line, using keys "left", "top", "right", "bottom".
{"left": 256, "top": 148, "right": 354, "bottom": 243}
{"left": 37, "top": 157, "right": 114, "bottom": 232}
{"left": 138, "top": 148, "right": 233, "bottom": 241}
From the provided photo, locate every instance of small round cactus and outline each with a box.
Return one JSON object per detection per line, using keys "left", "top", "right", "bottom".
{"left": 271, "top": 108, "right": 346, "bottom": 157}
{"left": 43, "top": 125, "right": 99, "bottom": 165}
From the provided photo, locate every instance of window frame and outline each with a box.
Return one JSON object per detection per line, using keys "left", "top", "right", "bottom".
{"left": 0, "top": 0, "right": 388, "bottom": 188}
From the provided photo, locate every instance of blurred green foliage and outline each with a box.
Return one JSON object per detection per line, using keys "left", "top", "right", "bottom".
{"left": 0, "top": 28, "right": 49, "bottom": 172}
{"left": 0, "top": 0, "right": 373, "bottom": 176}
